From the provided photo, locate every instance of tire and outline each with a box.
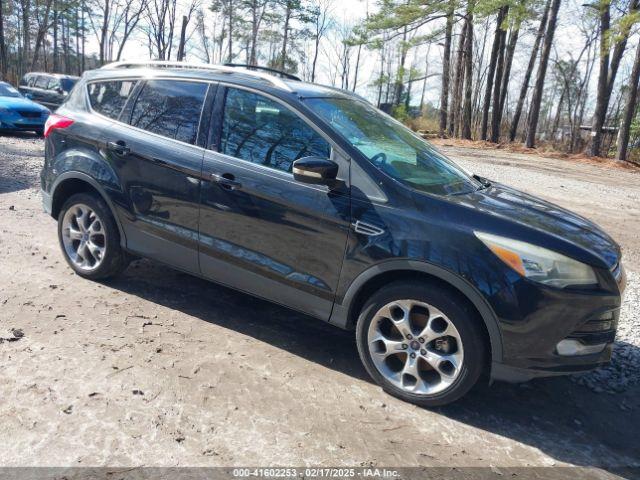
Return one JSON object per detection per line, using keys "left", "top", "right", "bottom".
{"left": 57, "top": 192, "right": 130, "bottom": 280}
{"left": 356, "top": 281, "right": 486, "bottom": 407}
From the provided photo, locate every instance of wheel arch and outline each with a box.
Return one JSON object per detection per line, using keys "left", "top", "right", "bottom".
{"left": 330, "top": 260, "right": 503, "bottom": 363}
{"left": 50, "top": 172, "right": 127, "bottom": 246}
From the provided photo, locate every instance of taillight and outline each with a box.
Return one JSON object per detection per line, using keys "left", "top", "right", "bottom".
{"left": 44, "top": 114, "right": 74, "bottom": 138}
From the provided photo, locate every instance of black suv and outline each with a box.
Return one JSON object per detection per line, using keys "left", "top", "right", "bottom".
{"left": 41, "top": 61, "right": 626, "bottom": 406}
{"left": 19, "top": 72, "right": 79, "bottom": 109}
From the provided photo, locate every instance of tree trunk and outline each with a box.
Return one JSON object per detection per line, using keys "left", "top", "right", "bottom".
{"left": 449, "top": 20, "right": 467, "bottom": 136}
{"left": 494, "top": 23, "right": 519, "bottom": 140}
{"left": 461, "top": 3, "right": 474, "bottom": 140}
{"left": 439, "top": 0, "right": 455, "bottom": 137}
{"left": 53, "top": 0, "right": 59, "bottom": 72}
{"left": 509, "top": 0, "right": 550, "bottom": 142}
{"left": 588, "top": 2, "right": 611, "bottom": 157}
{"left": 393, "top": 25, "right": 409, "bottom": 106}
{"left": 280, "top": 4, "right": 291, "bottom": 70}
{"left": 616, "top": 40, "right": 640, "bottom": 161}
{"left": 525, "top": 0, "right": 560, "bottom": 148}
{"left": 589, "top": 0, "right": 639, "bottom": 156}
{"left": 0, "top": 0, "right": 7, "bottom": 79}
{"left": 176, "top": 15, "right": 187, "bottom": 60}
{"left": 352, "top": 43, "right": 362, "bottom": 92}
{"left": 228, "top": 1, "right": 234, "bottom": 62}
{"left": 30, "top": 0, "right": 54, "bottom": 70}
{"left": 481, "top": 5, "right": 507, "bottom": 140}
{"left": 490, "top": 8, "right": 508, "bottom": 143}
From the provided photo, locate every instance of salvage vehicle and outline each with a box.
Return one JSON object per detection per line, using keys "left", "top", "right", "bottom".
{"left": 40, "top": 62, "right": 626, "bottom": 406}
{"left": 0, "top": 81, "right": 50, "bottom": 135}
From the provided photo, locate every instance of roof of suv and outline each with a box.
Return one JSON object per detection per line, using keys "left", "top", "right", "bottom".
{"left": 87, "top": 62, "right": 361, "bottom": 101}
{"left": 24, "top": 72, "right": 80, "bottom": 80}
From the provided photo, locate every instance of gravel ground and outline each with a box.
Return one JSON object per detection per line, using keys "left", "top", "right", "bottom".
{"left": 0, "top": 134, "right": 639, "bottom": 471}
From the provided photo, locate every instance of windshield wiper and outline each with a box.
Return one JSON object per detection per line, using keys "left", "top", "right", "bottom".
{"left": 473, "top": 174, "right": 491, "bottom": 190}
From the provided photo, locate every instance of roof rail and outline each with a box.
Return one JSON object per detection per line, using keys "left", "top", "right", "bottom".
{"left": 100, "top": 61, "right": 294, "bottom": 92}
{"left": 223, "top": 63, "right": 301, "bottom": 81}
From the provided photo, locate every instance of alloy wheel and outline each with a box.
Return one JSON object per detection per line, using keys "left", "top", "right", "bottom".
{"left": 61, "top": 203, "right": 107, "bottom": 272}
{"left": 367, "top": 299, "right": 464, "bottom": 395}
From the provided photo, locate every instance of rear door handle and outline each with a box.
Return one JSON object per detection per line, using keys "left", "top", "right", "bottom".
{"left": 211, "top": 173, "right": 241, "bottom": 191}
{"left": 107, "top": 140, "right": 130, "bottom": 156}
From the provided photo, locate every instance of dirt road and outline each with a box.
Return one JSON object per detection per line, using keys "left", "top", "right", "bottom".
{"left": 0, "top": 134, "right": 638, "bottom": 471}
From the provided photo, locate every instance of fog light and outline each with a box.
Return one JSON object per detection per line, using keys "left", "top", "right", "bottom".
{"left": 556, "top": 339, "right": 607, "bottom": 356}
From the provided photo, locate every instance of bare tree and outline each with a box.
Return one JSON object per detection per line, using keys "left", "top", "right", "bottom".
{"left": 525, "top": 0, "right": 560, "bottom": 148}
{"left": 617, "top": 40, "right": 640, "bottom": 161}
{"left": 509, "top": 0, "right": 550, "bottom": 142}
{"left": 588, "top": 0, "right": 639, "bottom": 157}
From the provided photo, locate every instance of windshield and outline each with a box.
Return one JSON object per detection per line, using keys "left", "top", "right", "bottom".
{"left": 0, "top": 83, "right": 22, "bottom": 98}
{"left": 305, "top": 97, "right": 480, "bottom": 196}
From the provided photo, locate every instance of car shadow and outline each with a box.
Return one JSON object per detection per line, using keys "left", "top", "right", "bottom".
{"left": 106, "top": 258, "right": 640, "bottom": 471}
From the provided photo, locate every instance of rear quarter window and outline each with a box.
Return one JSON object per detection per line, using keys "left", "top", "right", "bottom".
{"left": 88, "top": 80, "right": 137, "bottom": 120}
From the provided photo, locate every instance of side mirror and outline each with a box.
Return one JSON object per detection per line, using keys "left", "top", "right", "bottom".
{"left": 25, "top": 93, "right": 33, "bottom": 99}
{"left": 56, "top": 87, "right": 64, "bottom": 94}
{"left": 292, "top": 156, "right": 339, "bottom": 186}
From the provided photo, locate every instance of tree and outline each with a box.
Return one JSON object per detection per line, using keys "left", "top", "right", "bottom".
{"left": 480, "top": 4, "right": 507, "bottom": 140}
{"left": 461, "top": 0, "right": 474, "bottom": 139}
{"left": 309, "top": 0, "right": 332, "bottom": 81}
{"left": 439, "top": 0, "right": 456, "bottom": 137}
{"left": 588, "top": 0, "right": 640, "bottom": 157}
{"left": 525, "top": 0, "right": 560, "bottom": 148}
{"left": 509, "top": 0, "right": 549, "bottom": 141}
{"left": 617, "top": 40, "right": 640, "bottom": 161}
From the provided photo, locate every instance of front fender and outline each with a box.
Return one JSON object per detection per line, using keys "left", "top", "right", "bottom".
{"left": 329, "top": 259, "right": 504, "bottom": 363}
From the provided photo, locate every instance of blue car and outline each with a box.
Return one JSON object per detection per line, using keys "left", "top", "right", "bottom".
{"left": 0, "top": 81, "right": 50, "bottom": 135}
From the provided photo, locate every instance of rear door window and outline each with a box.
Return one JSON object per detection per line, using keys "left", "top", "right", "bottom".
{"left": 129, "top": 79, "right": 208, "bottom": 145}
{"left": 88, "top": 80, "right": 137, "bottom": 121}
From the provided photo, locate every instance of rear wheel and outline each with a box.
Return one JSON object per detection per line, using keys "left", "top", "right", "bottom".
{"left": 356, "top": 281, "right": 486, "bottom": 407}
{"left": 57, "top": 192, "right": 130, "bottom": 280}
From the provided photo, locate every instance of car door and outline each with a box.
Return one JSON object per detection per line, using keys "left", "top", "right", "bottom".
{"left": 98, "top": 78, "right": 212, "bottom": 273}
{"left": 46, "top": 77, "right": 64, "bottom": 107}
{"left": 198, "top": 85, "right": 351, "bottom": 320}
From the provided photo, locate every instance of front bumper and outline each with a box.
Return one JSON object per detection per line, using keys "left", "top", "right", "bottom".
{"left": 0, "top": 116, "right": 46, "bottom": 131}
{"left": 489, "top": 262, "right": 625, "bottom": 383}
{"left": 491, "top": 343, "right": 614, "bottom": 382}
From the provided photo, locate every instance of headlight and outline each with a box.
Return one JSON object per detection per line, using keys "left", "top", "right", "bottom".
{"left": 475, "top": 231, "right": 597, "bottom": 288}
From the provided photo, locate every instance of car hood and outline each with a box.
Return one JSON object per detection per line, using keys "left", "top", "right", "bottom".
{"left": 449, "top": 182, "right": 620, "bottom": 269}
{"left": 0, "top": 96, "right": 49, "bottom": 112}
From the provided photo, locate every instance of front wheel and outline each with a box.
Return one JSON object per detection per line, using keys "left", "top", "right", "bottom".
{"left": 57, "top": 192, "right": 130, "bottom": 280}
{"left": 356, "top": 281, "right": 486, "bottom": 407}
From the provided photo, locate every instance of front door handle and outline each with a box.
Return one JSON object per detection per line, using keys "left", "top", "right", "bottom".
{"left": 211, "top": 173, "right": 241, "bottom": 191}
{"left": 107, "top": 140, "right": 130, "bottom": 156}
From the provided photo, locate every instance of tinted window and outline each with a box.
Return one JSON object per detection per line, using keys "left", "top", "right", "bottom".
{"left": 220, "top": 88, "right": 330, "bottom": 173}
{"left": 61, "top": 78, "right": 77, "bottom": 92}
{"left": 34, "top": 76, "right": 49, "bottom": 89}
{"left": 48, "top": 77, "right": 61, "bottom": 91}
{"left": 130, "top": 80, "right": 207, "bottom": 144}
{"left": 88, "top": 80, "right": 136, "bottom": 120}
